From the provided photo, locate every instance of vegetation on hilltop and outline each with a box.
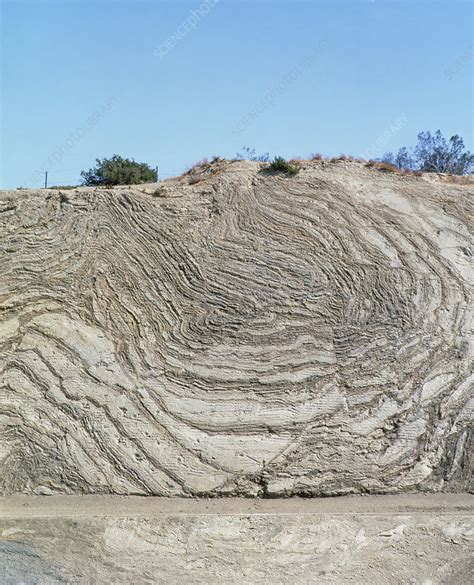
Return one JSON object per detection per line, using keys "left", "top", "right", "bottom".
{"left": 382, "top": 130, "right": 473, "bottom": 175}
{"left": 81, "top": 155, "right": 156, "bottom": 186}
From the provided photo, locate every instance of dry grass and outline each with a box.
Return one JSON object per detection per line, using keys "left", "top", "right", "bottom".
{"left": 365, "top": 161, "right": 428, "bottom": 178}
{"left": 184, "top": 157, "right": 228, "bottom": 180}
{"left": 365, "top": 160, "right": 401, "bottom": 173}
{"left": 442, "top": 174, "right": 474, "bottom": 185}
{"left": 333, "top": 154, "right": 355, "bottom": 162}
{"left": 186, "top": 157, "right": 209, "bottom": 175}
{"left": 328, "top": 155, "right": 369, "bottom": 164}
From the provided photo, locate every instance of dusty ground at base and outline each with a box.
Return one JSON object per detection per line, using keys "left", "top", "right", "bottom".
{"left": 1, "top": 494, "right": 472, "bottom": 584}
{"left": 1, "top": 492, "right": 473, "bottom": 517}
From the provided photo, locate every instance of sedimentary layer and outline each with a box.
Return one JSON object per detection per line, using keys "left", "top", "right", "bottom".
{"left": 0, "top": 159, "right": 472, "bottom": 496}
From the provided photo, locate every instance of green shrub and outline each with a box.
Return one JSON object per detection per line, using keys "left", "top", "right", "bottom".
{"left": 81, "top": 155, "right": 157, "bottom": 186}
{"left": 265, "top": 156, "right": 299, "bottom": 176}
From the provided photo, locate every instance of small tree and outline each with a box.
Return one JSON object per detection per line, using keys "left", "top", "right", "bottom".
{"left": 383, "top": 131, "right": 473, "bottom": 175}
{"left": 413, "top": 131, "right": 473, "bottom": 175}
{"left": 81, "top": 155, "right": 157, "bottom": 186}
{"left": 382, "top": 147, "right": 414, "bottom": 171}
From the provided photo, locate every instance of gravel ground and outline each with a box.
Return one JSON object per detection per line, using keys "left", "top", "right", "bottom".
{"left": 1, "top": 494, "right": 472, "bottom": 584}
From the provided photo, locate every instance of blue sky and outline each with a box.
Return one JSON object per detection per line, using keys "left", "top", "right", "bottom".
{"left": 1, "top": 0, "right": 472, "bottom": 188}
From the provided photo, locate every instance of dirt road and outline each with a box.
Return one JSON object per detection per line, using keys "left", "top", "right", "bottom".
{"left": 1, "top": 494, "right": 472, "bottom": 584}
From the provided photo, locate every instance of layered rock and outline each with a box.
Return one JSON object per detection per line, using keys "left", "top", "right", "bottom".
{"left": 0, "top": 159, "right": 472, "bottom": 495}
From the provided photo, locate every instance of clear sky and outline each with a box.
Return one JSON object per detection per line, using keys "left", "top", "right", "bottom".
{"left": 1, "top": 0, "right": 472, "bottom": 188}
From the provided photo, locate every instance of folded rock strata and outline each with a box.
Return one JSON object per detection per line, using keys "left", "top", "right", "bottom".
{"left": 0, "top": 159, "right": 472, "bottom": 496}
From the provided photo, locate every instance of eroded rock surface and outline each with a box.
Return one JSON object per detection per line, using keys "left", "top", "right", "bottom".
{"left": 0, "top": 160, "right": 472, "bottom": 495}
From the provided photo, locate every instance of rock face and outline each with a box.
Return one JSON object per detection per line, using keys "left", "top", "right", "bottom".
{"left": 0, "top": 160, "right": 472, "bottom": 496}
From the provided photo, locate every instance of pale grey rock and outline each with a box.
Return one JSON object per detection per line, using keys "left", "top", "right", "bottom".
{"left": 0, "top": 159, "right": 472, "bottom": 496}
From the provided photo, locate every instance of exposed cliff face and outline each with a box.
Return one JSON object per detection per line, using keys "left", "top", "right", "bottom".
{"left": 1, "top": 159, "right": 472, "bottom": 496}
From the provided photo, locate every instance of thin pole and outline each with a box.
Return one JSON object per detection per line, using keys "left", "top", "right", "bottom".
{"left": 155, "top": 166, "right": 159, "bottom": 182}
{"left": 44, "top": 171, "right": 48, "bottom": 189}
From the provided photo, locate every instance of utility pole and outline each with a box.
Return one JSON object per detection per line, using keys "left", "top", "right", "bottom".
{"left": 44, "top": 171, "right": 48, "bottom": 189}
{"left": 155, "top": 166, "right": 159, "bottom": 182}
